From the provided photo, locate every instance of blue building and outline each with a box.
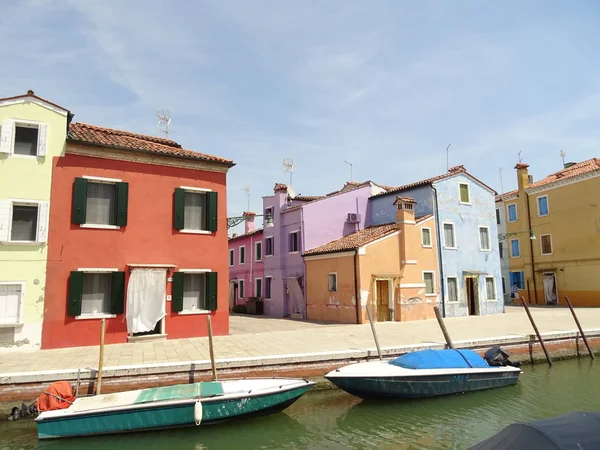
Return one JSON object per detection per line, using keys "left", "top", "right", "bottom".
{"left": 369, "top": 165, "right": 502, "bottom": 318}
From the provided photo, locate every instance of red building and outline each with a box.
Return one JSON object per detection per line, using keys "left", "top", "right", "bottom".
{"left": 42, "top": 122, "right": 234, "bottom": 349}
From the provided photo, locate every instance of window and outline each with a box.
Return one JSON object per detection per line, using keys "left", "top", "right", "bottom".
{"left": 171, "top": 271, "right": 218, "bottom": 313}
{"left": 255, "top": 278, "right": 262, "bottom": 297}
{"left": 173, "top": 187, "right": 218, "bottom": 232}
{"left": 0, "top": 120, "right": 47, "bottom": 157}
{"left": 510, "top": 239, "right": 520, "bottom": 258}
{"left": 443, "top": 223, "right": 456, "bottom": 249}
{"left": 0, "top": 200, "right": 48, "bottom": 244}
{"left": 499, "top": 242, "right": 504, "bottom": 259}
{"left": 485, "top": 277, "right": 496, "bottom": 300}
{"left": 289, "top": 231, "right": 299, "bottom": 253}
{"left": 459, "top": 183, "right": 470, "bottom": 204}
{"left": 265, "top": 206, "right": 274, "bottom": 221}
{"left": 72, "top": 177, "right": 129, "bottom": 227}
{"left": 510, "top": 271, "right": 525, "bottom": 290}
{"left": 255, "top": 241, "right": 262, "bottom": 261}
{"left": 421, "top": 228, "right": 432, "bottom": 247}
{"left": 328, "top": 273, "right": 337, "bottom": 292}
{"left": 265, "top": 236, "right": 274, "bottom": 256}
{"left": 540, "top": 234, "right": 553, "bottom": 255}
{"left": 67, "top": 271, "right": 126, "bottom": 318}
{"left": 229, "top": 249, "right": 234, "bottom": 267}
{"left": 537, "top": 196, "right": 549, "bottom": 216}
{"left": 507, "top": 204, "right": 517, "bottom": 223}
{"left": 496, "top": 208, "right": 500, "bottom": 225}
{"left": 446, "top": 277, "right": 458, "bottom": 302}
{"left": 0, "top": 283, "right": 23, "bottom": 324}
{"left": 264, "top": 277, "right": 272, "bottom": 299}
{"left": 239, "top": 246, "right": 246, "bottom": 264}
{"left": 502, "top": 277, "right": 506, "bottom": 295}
{"left": 11, "top": 204, "right": 38, "bottom": 241}
{"left": 423, "top": 272, "right": 435, "bottom": 295}
{"left": 238, "top": 279, "right": 245, "bottom": 298}
{"left": 479, "top": 226, "right": 491, "bottom": 251}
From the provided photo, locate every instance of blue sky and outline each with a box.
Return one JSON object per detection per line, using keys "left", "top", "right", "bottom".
{"left": 2, "top": 1, "right": 600, "bottom": 234}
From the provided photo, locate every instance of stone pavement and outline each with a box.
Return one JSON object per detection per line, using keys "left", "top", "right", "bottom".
{"left": 0, "top": 306, "right": 599, "bottom": 376}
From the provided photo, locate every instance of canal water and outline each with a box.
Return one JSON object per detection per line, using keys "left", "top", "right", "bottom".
{"left": 1, "top": 358, "right": 598, "bottom": 450}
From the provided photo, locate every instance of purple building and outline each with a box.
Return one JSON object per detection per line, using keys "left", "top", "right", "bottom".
{"left": 261, "top": 181, "right": 394, "bottom": 318}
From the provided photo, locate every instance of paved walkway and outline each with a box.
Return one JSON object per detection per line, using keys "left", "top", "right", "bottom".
{"left": 1, "top": 306, "right": 599, "bottom": 375}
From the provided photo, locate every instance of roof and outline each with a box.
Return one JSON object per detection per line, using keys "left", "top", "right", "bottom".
{"left": 293, "top": 195, "right": 325, "bottom": 202}
{"left": 529, "top": 158, "right": 600, "bottom": 189}
{"left": 68, "top": 122, "right": 235, "bottom": 166}
{"left": 371, "top": 166, "right": 496, "bottom": 198}
{"left": 495, "top": 190, "right": 517, "bottom": 202}
{"left": 228, "top": 228, "right": 263, "bottom": 242}
{"left": 303, "top": 223, "right": 398, "bottom": 256}
{"left": 0, "top": 89, "right": 70, "bottom": 112}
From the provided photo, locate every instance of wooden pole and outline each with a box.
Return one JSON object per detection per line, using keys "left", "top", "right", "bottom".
{"left": 75, "top": 368, "right": 81, "bottom": 397}
{"left": 96, "top": 318, "right": 106, "bottom": 395}
{"left": 520, "top": 297, "right": 552, "bottom": 366}
{"left": 565, "top": 296, "right": 595, "bottom": 360}
{"left": 207, "top": 315, "right": 218, "bottom": 381}
{"left": 434, "top": 306, "right": 454, "bottom": 349}
{"left": 365, "top": 303, "right": 383, "bottom": 360}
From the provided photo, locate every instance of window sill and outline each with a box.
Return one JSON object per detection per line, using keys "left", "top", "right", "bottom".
{"left": 75, "top": 314, "right": 117, "bottom": 320}
{"left": 0, "top": 322, "right": 23, "bottom": 328}
{"left": 480, "top": 249, "right": 492, "bottom": 252}
{"left": 264, "top": 254, "right": 273, "bottom": 258}
{"left": 1, "top": 241, "right": 43, "bottom": 246}
{"left": 180, "top": 229, "right": 212, "bottom": 235}
{"left": 446, "top": 300, "right": 460, "bottom": 304}
{"left": 255, "top": 259, "right": 263, "bottom": 263}
{"left": 422, "top": 244, "right": 433, "bottom": 248}
{"left": 9, "top": 154, "right": 41, "bottom": 159}
{"left": 425, "top": 293, "right": 437, "bottom": 297}
{"left": 459, "top": 202, "right": 472, "bottom": 206}
{"left": 443, "top": 247, "right": 457, "bottom": 250}
{"left": 289, "top": 251, "right": 299, "bottom": 254}
{"left": 178, "top": 309, "right": 212, "bottom": 315}
{"left": 486, "top": 299, "right": 498, "bottom": 303}
{"left": 541, "top": 253, "right": 553, "bottom": 256}
{"left": 80, "top": 224, "right": 121, "bottom": 230}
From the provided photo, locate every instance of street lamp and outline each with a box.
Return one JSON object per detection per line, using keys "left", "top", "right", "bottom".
{"left": 226, "top": 213, "right": 274, "bottom": 229}
{"left": 498, "top": 230, "right": 536, "bottom": 241}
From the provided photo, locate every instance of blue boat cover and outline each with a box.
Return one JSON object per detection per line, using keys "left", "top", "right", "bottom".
{"left": 388, "top": 349, "right": 490, "bottom": 369}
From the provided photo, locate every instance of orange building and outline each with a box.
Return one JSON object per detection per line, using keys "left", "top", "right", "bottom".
{"left": 42, "top": 122, "right": 234, "bottom": 349}
{"left": 303, "top": 197, "right": 439, "bottom": 324}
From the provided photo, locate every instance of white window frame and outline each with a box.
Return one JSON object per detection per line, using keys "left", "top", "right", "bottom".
{"left": 74, "top": 268, "right": 119, "bottom": 320}
{"left": 289, "top": 230, "right": 300, "bottom": 254}
{"left": 328, "top": 272, "right": 338, "bottom": 292}
{"left": 0, "top": 119, "right": 48, "bottom": 158}
{"left": 479, "top": 226, "right": 491, "bottom": 251}
{"left": 446, "top": 277, "right": 460, "bottom": 303}
{"left": 255, "top": 241, "right": 262, "bottom": 262}
{"left": 485, "top": 276, "right": 497, "bottom": 302}
{"left": 177, "top": 269, "right": 212, "bottom": 315}
{"left": 265, "top": 236, "right": 274, "bottom": 257}
{"left": 0, "top": 281, "right": 26, "bottom": 326}
{"left": 79, "top": 176, "right": 123, "bottom": 230}
{"left": 537, "top": 195, "right": 549, "bottom": 217}
{"left": 238, "top": 279, "right": 245, "bottom": 298}
{"left": 458, "top": 182, "right": 471, "bottom": 205}
{"left": 510, "top": 238, "right": 520, "bottom": 258}
{"left": 540, "top": 234, "right": 553, "bottom": 256}
{"left": 442, "top": 222, "right": 457, "bottom": 249}
{"left": 421, "top": 227, "right": 432, "bottom": 248}
{"left": 422, "top": 271, "right": 436, "bottom": 296}
{"left": 507, "top": 203, "right": 518, "bottom": 223}
{"left": 179, "top": 186, "right": 214, "bottom": 235}
{"left": 1, "top": 199, "right": 48, "bottom": 245}
{"left": 255, "top": 277, "right": 262, "bottom": 297}
{"left": 229, "top": 248, "right": 235, "bottom": 267}
{"left": 239, "top": 245, "right": 246, "bottom": 264}
{"left": 264, "top": 276, "right": 272, "bottom": 300}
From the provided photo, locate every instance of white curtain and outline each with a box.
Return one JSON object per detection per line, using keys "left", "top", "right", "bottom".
{"left": 543, "top": 275, "right": 557, "bottom": 305}
{"left": 126, "top": 268, "right": 167, "bottom": 334}
{"left": 287, "top": 278, "right": 305, "bottom": 316}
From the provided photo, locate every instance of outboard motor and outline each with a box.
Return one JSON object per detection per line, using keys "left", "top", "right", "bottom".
{"left": 7, "top": 402, "right": 37, "bottom": 421}
{"left": 484, "top": 346, "right": 521, "bottom": 368}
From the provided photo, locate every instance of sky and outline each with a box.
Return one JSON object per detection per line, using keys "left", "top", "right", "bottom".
{"left": 2, "top": 1, "right": 600, "bottom": 234}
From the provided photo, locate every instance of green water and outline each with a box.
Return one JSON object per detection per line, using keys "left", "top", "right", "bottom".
{"left": 1, "top": 358, "right": 598, "bottom": 450}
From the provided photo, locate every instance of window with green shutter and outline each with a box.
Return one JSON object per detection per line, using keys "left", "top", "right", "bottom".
{"left": 68, "top": 271, "right": 125, "bottom": 317}
{"left": 72, "top": 177, "right": 128, "bottom": 227}
{"left": 171, "top": 271, "right": 218, "bottom": 312}
{"left": 68, "top": 271, "right": 84, "bottom": 317}
{"left": 110, "top": 271, "right": 126, "bottom": 314}
{"left": 206, "top": 272, "right": 218, "bottom": 310}
{"left": 171, "top": 272, "right": 185, "bottom": 312}
{"left": 173, "top": 188, "right": 217, "bottom": 232}
{"left": 459, "top": 183, "right": 470, "bottom": 204}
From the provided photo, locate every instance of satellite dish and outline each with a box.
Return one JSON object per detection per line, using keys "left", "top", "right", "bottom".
{"left": 287, "top": 185, "right": 297, "bottom": 199}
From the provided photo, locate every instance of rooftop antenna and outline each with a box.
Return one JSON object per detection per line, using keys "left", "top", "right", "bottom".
{"left": 156, "top": 109, "right": 171, "bottom": 138}
{"left": 344, "top": 160, "right": 353, "bottom": 181}
{"left": 560, "top": 150, "right": 566, "bottom": 165}
{"left": 446, "top": 143, "right": 451, "bottom": 171}
{"left": 517, "top": 151, "right": 523, "bottom": 163}
{"left": 499, "top": 167, "right": 504, "bottom": 193}
{"left": 242, "top": 186, "right": 251, "bottom": 212}
{"left": 282, "top": 157, "right": 294, "bottom": 188}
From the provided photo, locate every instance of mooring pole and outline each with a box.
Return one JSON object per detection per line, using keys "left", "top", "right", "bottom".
{"left": 206, "top": 315, "right": 218, "bottom": 381}
{"left": 434, "top": 306, "right": 454, "bottom": 349}
{"left": 96, "top": 318, "right": 106, "bottom": 395}
{"left": 365, "top": 303, "right": 383, "bottom": 360}
{"left": 565, "top": 296, "right": 595, "bottom": 360}
{"left": 520, "top": 297, "right": 552, "bottom": 366}
{"left": 75, "top": 368, "right": 81, "bottom": 397}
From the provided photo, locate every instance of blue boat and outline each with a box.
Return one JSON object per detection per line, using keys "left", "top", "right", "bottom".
{"left": 325, "top": 348, "right": 521, "bottom": 400}
{"left": 35, "top": 377, "right": 315, "bottom": 440}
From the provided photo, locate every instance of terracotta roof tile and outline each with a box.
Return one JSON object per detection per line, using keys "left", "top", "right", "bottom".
{"left": 495, "top": 190, "right": 517, "bottom": 202}
{"left": 293, "top": 195, "right": 324, "bottom": 201}
{"left": 229, "top": 228, "right": 263, "bottom": 242}
{"left": 528, "top": 158, "right": 600, "bottom": 188}
{"left": 303, "top": 224, "right": 398, "bottom": 256}
{"left": 68, "top": 122, "right": 234, "bottom": 166}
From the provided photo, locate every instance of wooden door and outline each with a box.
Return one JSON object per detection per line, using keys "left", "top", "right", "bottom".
{"left": 376, "top": 280, "right": 390, "bottom": 322}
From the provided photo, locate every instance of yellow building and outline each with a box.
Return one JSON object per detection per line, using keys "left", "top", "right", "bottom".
{"left": 0, "top": 90, "right": 69, "bottom": 348}
{"left": 497, "top": 159, "right": 600, "bottom": 306}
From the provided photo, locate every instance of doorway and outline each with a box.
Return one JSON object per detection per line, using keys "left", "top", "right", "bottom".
{"left": 376, "top": 279, "right": 391, "bottom": 322}
{"left": 465, "top": 276, "right": 479, "bottom": 316}
{"left": 542, "top": 273, "right": 558, "bottom": 305}
{"left": 230, "top": 282, "right": 238, "bottom": 310}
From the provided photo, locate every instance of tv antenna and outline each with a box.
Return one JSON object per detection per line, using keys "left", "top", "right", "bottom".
{"left": 517, "top": 151, "right": 523, "bottom": 163}
{"left": 446, "top": 143, "right": 451, "bottom": 171}
{"left": 344, "top": 160, "right": 353, "bottom": 181}
{"left": 242, "top": 186, "right": 251, "bottom": 212}
{"left": 560, "top": 150, "right": 566, "bottom": 165}
{"left": 156, "top": 109, "right": 171, "bottom": 137}
{"left": 282, "top": 157, "right": 296, "bottom": 199}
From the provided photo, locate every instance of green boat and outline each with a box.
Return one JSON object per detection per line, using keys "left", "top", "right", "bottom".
{"left": 35, "top": 377, "right": 315, "bottom": 440}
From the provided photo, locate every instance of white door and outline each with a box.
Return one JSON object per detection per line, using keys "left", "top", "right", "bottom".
{"left": 0, "top": 284, "right": 22, "bottom": 324}
{"left": 542, "top": 273, "right": 558, "bottom": 305}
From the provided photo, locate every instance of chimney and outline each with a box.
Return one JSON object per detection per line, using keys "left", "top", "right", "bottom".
{"left": 448, "top": 165, "right": 465, "bottom": 174}
{"left": 515, "top": 163, "right": 530, "bottom": 191}
{"left": 394, "top": 197, "right": 417, "bottom": 265}
{"left": 394, "top": 196, "right": 416, "bottom": 227}
{"left": 243, "top": 212, "right": 256, "bottom": 234}
{"left": 564, "top": 162, "right": 576, "bottom": 169}
{"left": 27, "top": 89, "right": 34, "bottom": 96}
{"left": 273, "top": 183, "right": 288, "bottom": 194}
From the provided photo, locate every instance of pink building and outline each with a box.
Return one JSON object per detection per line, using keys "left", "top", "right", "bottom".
{"left": 228, "top": 213, "right": 264, "bottom": 310}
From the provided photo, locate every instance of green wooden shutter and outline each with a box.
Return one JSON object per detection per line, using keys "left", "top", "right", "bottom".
{"left": 205, "top": 272, "right": 218, "bottom": 311}
{"left": 172, "top": 272, "right": 184, "bottom": 312}
{"left": 206, "top": 191, "right": 218, "bottom": 232}
{"left": 115, "top": 182, "right": 129, "bottom": 227}
{"left": 174, "top": 188, "right": 186, "bottom": 230}
{"left": 72, "top": 178, "right": 88, "bottom": 224}
{"left": 110, "top": 271, "right": 126, "bottom": 314}
{"left": 68, "top": 271, "right": 84, "bottom": 317}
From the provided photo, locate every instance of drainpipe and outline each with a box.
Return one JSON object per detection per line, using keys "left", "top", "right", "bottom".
{"left": 524, "top": 192, "right": 538, "bottom": 304}
{"left": 250, "top": 234, "right": 254, "bottom": 298}
{"left": 432, "top": 185, "right": 446, "bottom": 318}
{"left": 354, "top": 249, "right": 360, "bottom": 324}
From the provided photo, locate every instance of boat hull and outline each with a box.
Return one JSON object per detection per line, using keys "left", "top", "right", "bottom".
{"left": 36, "top": 383, "right": 312, "bottom": 440}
